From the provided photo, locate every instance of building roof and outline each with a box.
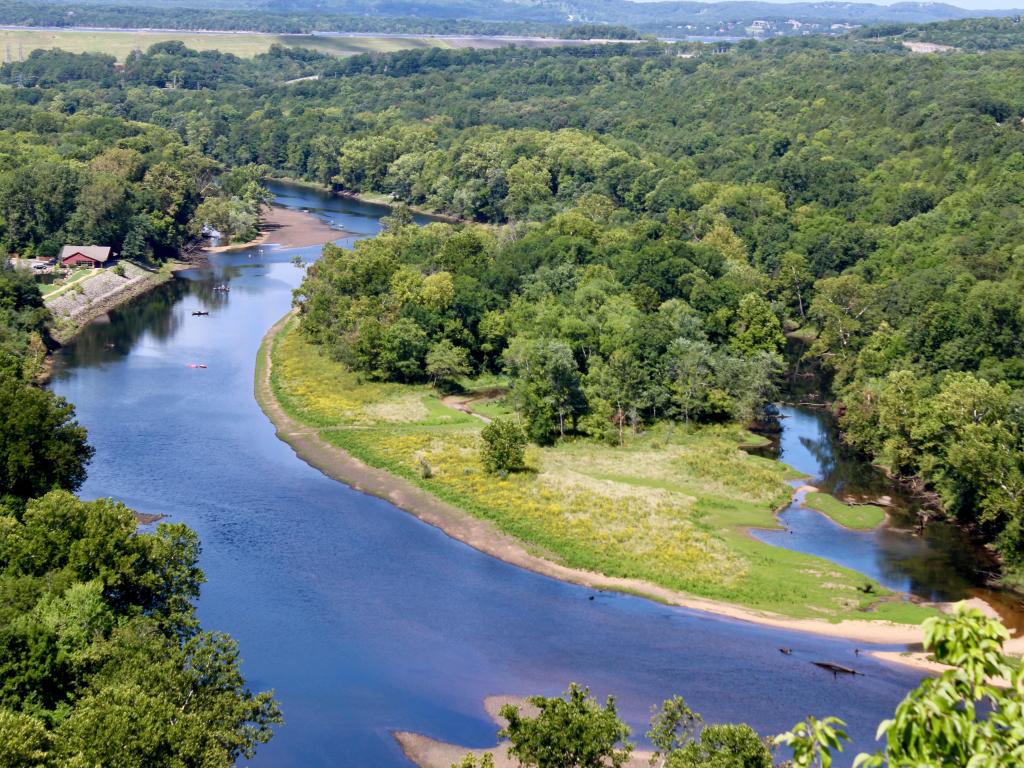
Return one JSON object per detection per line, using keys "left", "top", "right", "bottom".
{"left": 60, "top": 245, "right": 112, "bottom": 263}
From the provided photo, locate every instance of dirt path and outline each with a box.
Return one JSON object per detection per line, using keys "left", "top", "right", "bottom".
{"left": 440, "top": 388, "right": 506, "bottom": 424}
{"left": 255, "top": 313, "right": 939, "bottom": 646}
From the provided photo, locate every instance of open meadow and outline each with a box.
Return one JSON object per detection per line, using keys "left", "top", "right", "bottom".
{"left": 270, "top": 317, "right": 936, "bottom": 624}
{"left": 0, "top": 28, "right": 593, "bottom": 62}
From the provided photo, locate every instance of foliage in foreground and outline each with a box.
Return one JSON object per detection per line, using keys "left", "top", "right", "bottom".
{"left": 456, "top": 607, "right": 1022, "bottom": 768}
{"left": 778, "top": 604, "right": 1024, "bottom": 767}
{"left": 0, "top": 491, "right": 282, "bottom": 766}
{"left": 454, "top": 684, "right": 771, "bottom": 768}
{"left": 0, "top": 360, "right": 92, "bottom": 508}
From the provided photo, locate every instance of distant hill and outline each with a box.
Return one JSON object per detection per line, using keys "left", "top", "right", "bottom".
{"left": 262, "top": 0, "right": 1022, "bottom": 28}
{"left": 20, "top": 0, "right": 1024, "bottom": 38}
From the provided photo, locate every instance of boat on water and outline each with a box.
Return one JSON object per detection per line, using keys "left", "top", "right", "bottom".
{"left": 192, "top": 310, "right": 210, "bottom": 316}
{"left": 213, "top": 284, "right": 230, "bottom": 292}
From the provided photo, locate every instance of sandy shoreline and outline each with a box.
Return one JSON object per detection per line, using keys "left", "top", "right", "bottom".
{"left": 204, "top": 204, "right": 353, "bottom": 253}
{"left": 254, "top": 313, "right": 939, "bottom": 647}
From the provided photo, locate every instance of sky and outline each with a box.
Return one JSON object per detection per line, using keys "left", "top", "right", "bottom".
{"left": 636, "top": 0, "right": 1023, "bottom": 10}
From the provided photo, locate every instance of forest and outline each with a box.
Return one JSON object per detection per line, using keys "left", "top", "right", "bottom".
{"left": 1, "top": 25, "right": 1023, "bottom": 580}
{"left": 11, "top": 0, "right": 1011, "bottom": 35}
{"left": 2, "top": 17, "right": 1024, "bottom": 764}
{"left": 2, "top": 33, "right": 1024, "bottom": 581}
{"left": 858, "top": 16, "right": 1024, "bottom": 50}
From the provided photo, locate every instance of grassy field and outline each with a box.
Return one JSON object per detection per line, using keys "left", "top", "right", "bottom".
{"left": 40, "top": 267, "right": 98, "bottom": 298}
{"left": 0, "top": 29, "right": 454, "bottom": 61}
{"left": 804, "top": 491, "right": 887, "bottom": 530}
{"left": 271, "top": 317, "right": 935, "bottom": 624}
{"left": 0, "top": 29, "right": 576, "bottom": 62}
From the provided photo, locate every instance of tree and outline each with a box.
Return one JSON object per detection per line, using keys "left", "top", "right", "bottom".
{"left": 774, "top": 716, "right": 848, "bottom": 768}
{"left": 380, "top": 203, "right": 414, "bottom": 234}
{"left": 0, "top": 708, "right": 51, "bottom": 767}
{"left": 0, "top": 373, "right": 92, "bottom": 505}
{"left": 480, "top": 418, "right": 527, "bottom": 474}
{"left": 505, "top": 157, "right": 553, "bottom": 220}
{"left": 731, "top": 293, "right": 784, "bottom": 358}
{"left": 648, "top": 696, "right": 701, "bottom": 767}
{"left": 713, "top": 351, "right": 781, "bottom": 425}
{"left": 498, "top": 684, "right": 633, "bottom": 768}
{"left": 647, "top": 696, "right": 771, "bottom": 768}
{"left": 808, "top": 274, "right": 876, "bottom": 378}
{"left": 451, "top": 754, "right": 495, "bottom": 768}
{"left": 586, "top": 348, "right": 648, "bottom": 445}
{"left": 504, "top": 337, "right": 585, "bottom": 442}
{"left": 775, "top": 252, "right": 813, "bottom": 321}
{"left": 668, "top": 724, "right": 772, "bottom": 768}
{"left": 0, "top": 490, "right": 282, "bottom": 765}
{"left": 667, "top": 339, "right": 715, "bottom": 425}
{"left": 376, "top": 318, "right": 429, "bottom": 382}
{"left": 426, "top": 339, "right": 471, "bottom": 391}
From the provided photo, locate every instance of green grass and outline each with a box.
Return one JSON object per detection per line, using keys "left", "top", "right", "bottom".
{"left": 270, "top": 318, "right": 936, "bottom": 624}
{"left": 804, "top": 492, "right": 886, "bottom": 530}
{"left": 41, "top": 267, "right": 98, "bottom": 298}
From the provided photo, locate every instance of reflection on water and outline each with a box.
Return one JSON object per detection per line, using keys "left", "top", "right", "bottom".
{"left": 753, "top": 406, "right": 1023, "bottom": 624}
{"left": 49, "top": 184, "right": 927, "bottom": 767}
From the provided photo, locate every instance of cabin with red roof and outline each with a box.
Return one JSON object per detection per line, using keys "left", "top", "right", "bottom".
{"left": 60, "top": 245, "right": 112, "bottom": 268}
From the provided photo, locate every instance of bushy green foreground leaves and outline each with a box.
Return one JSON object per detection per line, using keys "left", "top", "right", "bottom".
{"left": 779, "top": 605, "right": 1024, "bottom": 767}
{"left": 457, "top": 685, "right": 771, "bottom": 768}
{"left": 0, "top": 492, "right": 281, "bottom": 766}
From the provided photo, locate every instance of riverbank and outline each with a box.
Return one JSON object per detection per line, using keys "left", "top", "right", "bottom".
{"left": 204, "top": 204, "right": 354, "bottom": 253}
{"left": 255, "top": 313, "right": 944, "bottom": 642}
{"left": 275, "top": 176, "right": 466, "bottom": 223}
{"left": 43, "top": 205, "right": 338, "bottom": 348}
{"left": 45, "top": 260, "right": 187, "bottom": 345}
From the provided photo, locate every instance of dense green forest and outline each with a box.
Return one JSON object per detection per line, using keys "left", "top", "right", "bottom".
{"left": 0, "top": 56, "right": 279, "bottom": 261}
{"left": 2, "top": 27, "right": 1023, "bottom": 580}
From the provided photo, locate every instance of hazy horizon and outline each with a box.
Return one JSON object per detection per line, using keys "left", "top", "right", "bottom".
{"left": 631, "top": 0, "right": 1023, "bottom": 11}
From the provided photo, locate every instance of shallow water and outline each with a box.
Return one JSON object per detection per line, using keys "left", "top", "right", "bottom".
{"left": 50, "top": 183, "right": 924, "bottom": 766}
{"left": 753, "top": 406, "right": 1021, "bottom": 616}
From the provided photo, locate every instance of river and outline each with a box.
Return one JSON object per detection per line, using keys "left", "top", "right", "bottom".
{"left": 51, "top": 182, "right": 927, "bottom": 766}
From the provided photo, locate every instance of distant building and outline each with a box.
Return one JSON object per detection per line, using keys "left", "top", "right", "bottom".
{"left": 60, "top": 245, "right": 112, "bottom": 268}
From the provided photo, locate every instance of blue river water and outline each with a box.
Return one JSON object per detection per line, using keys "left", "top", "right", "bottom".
{"left": 50, "top": 183, "right": 924, "bottom": 766}
{"left": 751, "top": 407, "right": 1019, "bottom": 611}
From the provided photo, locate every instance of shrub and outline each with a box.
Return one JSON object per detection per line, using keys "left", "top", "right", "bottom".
{"left": 480, "top": 418, "right": 526, "bottom": 474}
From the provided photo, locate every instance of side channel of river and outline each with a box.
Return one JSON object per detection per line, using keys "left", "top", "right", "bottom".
{"left": 51, "top": 182, "right": 926, "bottom": 766}
{"left": 752, "top": 406, "right": 1024, "bottom": 633}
